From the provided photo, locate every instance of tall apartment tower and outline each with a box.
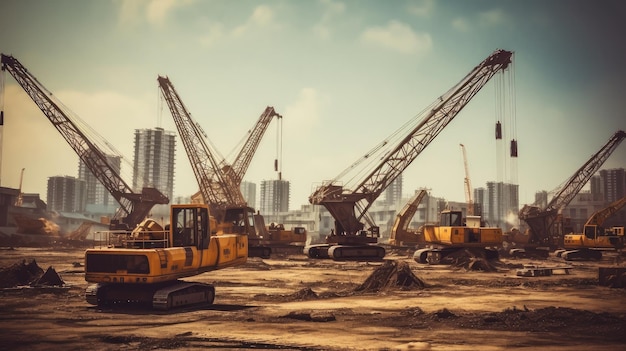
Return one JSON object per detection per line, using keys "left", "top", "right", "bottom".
{"left": 260, "top": 179, "right": 290, "bottom": 217}
{"left": 47, "top": 176, "right": 87, "bottom": 212}
{"left": 382, "top": 175, "right": 403, "bottom": 206}
{"left": 485, "top": 181, "right": 519, "bottom": 230}
{"left": 598, "top": 168, "right": 625, "bottom": 203}
{"left": 241, "top": 181, "right": 257, "bottom": 210}
{"left": 132, "top": 128, "right": 176, "bottom": 203}
{"left": 78, "top": 155, "right": 121, "bottom": 211}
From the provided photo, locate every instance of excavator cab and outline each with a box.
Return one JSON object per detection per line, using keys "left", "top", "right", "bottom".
{"left": 440, "top": 210, "right": 463, "bottom": 227}
{"left": 171, "top": 205, "right": 210, "bottom": 250}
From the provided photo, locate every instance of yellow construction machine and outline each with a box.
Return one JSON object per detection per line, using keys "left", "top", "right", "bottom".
{"left": 413, "top": 209, "right": 502, "bottom": 264}
{"left": 85, "top": 203, "right": 247, "bottom": 310}
{"left": 559, "top": 195, "right": 626, "bottom": 260}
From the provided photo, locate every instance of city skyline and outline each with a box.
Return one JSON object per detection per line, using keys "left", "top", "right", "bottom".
{"left": 1, "top": 0, "right": 625, "bottom": 210}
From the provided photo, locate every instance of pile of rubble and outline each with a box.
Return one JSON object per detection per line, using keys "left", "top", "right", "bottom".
{"left": 356, "top": 260, "right": 427, "bottom": 292}
{"left": 0, "top": 259, "right": 64, "bottom": 288}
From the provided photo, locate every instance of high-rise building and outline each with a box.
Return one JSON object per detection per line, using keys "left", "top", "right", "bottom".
{"left": 259, "top": 179, "right": 290, "bottom": 220}
{"left": 47, "top": 176, "right": 86, "bottom": 212}
{"left": 132, "top": 128, "right": 176, "bottom": 216}
{"left": 485, "top": 181, "right": 519, "bottom": 230}
{"left": 78, "top": 155, "right": 121, "bottom": 213}
{"left": 381, "top": 175, "right": 403, "bottom": 206}
{"left": 598, "top": 168, "right": 625, "bottom": 203}
{"left": 241, "top": 181, "right": 257, "bottom": 210}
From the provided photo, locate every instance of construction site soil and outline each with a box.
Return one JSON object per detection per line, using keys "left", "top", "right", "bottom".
{"left": 1, "top": 242, "right": 625, "bottom": 351}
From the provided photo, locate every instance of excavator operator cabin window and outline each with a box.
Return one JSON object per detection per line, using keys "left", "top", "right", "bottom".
{"left": 173, "top": 207, "right": 197, "bottom": 247}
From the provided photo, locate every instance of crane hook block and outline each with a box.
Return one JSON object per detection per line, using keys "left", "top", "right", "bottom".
{"left": 495, "top": 121, "right": 502, "bottom": 140}
{"left": 510, "top": 139, "right": 518, "bottom": 157}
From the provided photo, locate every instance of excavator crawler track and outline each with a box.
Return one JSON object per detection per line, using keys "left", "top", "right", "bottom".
{"left": 85, "top": 281, "right": 215, "bottom": 310}
{"left": 328, "top": 244, "right": 386, "bottom": 261}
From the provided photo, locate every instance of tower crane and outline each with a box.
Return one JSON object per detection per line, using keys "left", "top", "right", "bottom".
{"left": 460, "top": 143, "right": 474, "bottom": 216}
{"left": 561, "top": 194, "right": 626, "bottom": 260}
{"left": 0, "top": 54, "right": 169, "bottom": 229}
{"left": 306, "top": 49, "right": 513, "bottom": 260}
{"left": 157, "top": 75, "right": 272, "bottom": 257}
{"left": 517, "top": 130, "right": 626, "bottom": 256}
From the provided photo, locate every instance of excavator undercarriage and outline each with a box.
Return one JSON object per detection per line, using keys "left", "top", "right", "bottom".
{"left": 86, "top": 281, "right": 215, "bottom": 310}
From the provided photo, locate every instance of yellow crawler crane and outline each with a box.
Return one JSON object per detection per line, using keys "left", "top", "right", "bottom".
{"left": 413, "top": 209, "right": 502, "bottom": 264}
{"left": 85, "top": 203, "right": 247, "bottom": 310}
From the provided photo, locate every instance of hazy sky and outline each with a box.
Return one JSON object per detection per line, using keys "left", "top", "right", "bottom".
{"left": 1, "top": 0, "right": 624, "bottom": 211}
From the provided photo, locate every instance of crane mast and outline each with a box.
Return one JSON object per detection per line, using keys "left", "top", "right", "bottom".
{"left": 157, "top": 76, "right": 244, "bottom": 218}
{"left": 1, "top": 54, "right": 168, "bottom": 229}
{"left": 309, "top": 49, "right": 513, "bottom": 237}
{"left": 519, "top": 130, "right": 626, "bottom": 248}
{"left": 460, "top": 143, "right": 474, "bottom": 216}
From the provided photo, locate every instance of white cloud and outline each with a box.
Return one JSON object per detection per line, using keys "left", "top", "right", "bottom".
{"left": 198, "top": 22, "right": 225, "bottom": 47}
{"left": 479, "top": 8, "right": 507, "bottom": 27}
{"left": 451, "top": 9, "right": 508, "bottom": 33}
{"left": 284, "top": 88, "right": 328, "bottom": 137}
{"left": 360, "top": 21, "right": 432, "bottom": 54}
{"left": 407, "top": 0, "right": 435, "bottom": 18}
{"left": 452, "top": 17, "right": 470, "bottom": 32}
{"left": 232, "top": 5, "right": 276, "bottom": 37}
{"left": 114, "top": 0, "right": 194, "bottom": 26}
{"left": 312, "top": 0, "right": 346, "bottom": 40}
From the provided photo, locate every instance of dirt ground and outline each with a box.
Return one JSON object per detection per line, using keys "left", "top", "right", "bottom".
{"left": 0, "top": 242, "right": 625, "bottom": 351}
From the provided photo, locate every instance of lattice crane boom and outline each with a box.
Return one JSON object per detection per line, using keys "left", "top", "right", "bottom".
{"left": 157, "top": 76, "right": 245, "bottom": 219}
{"left": 519, "top": 130, "right": 626, "bottom": 247}
{"left": 1, "top": 54, "right": 168, "bottom": 228}
{"left": 309, "top": 49, "right": 513, "bottom": 236}
{"left": 225, "top": 106, "right": 282, "bottom": 185}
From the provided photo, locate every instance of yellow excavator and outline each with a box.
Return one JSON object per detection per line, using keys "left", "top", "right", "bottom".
{"left": 85, "top": 203, "right": 247, "bottom": 309}
{"left": 559, "top": 194, "right": 626, "bottom": 260}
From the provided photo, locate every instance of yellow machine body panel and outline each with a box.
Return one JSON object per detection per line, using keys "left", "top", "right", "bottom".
{"left": 85, "top": 204, "right": 248, "bottom": 286}
{"left": 422, "top": 210, "right": 503, "bottom": 247}
{"left": 563, "top": 225, "right": 625, "bottom": 250}
{"left": 266, "top": 225, "right": 307, "bottom": 244}
{"left": 423, "top": 225, "right": 502, "bottom": 247}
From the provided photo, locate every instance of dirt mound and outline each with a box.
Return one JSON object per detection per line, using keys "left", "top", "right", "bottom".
{"left": 447, "top": 249, "right": 501, "bottom": 271}
{"left": 280, "top": 310, "right": 336, "bottom": 322}
{"left": 356, "top": 260, "right": 427, "bottom": 292}
{"left": 0, "top": 259, "right": 64, "bottom": 288}
{"left": 289, "top": 287, "right": 319, "bottom": 300}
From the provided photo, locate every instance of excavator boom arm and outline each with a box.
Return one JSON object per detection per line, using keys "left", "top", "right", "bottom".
{"left": 586, "top": 194, "right": 626, "bottom": 227}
